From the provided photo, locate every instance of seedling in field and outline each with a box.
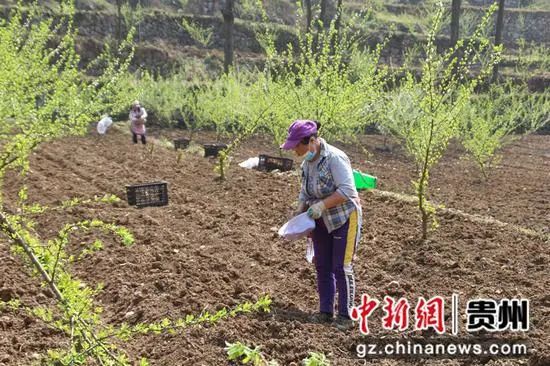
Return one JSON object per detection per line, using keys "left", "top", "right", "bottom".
{"left": 225, "top": 341, "right": 279, "bottom": 366}
{"left": 303, "top": 352, "right": 330, "bottom": 366}
{"left": 224, "top": 342, "right": 329, "bottom": 366}
{"left": 115, "top": 295, "right": 272, "bottom": 340}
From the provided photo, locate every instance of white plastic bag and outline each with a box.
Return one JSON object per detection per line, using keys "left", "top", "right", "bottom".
{"left": 238, "top": 157, "right": 259, "bottom": 169}
{"left": 305, "top": 237, "right": 314, "bottom": 263}
{"left": 97, "top": 116, "right": 113, "bottom": 135}
{"left": 278, "top": 212, "right": 315, "bottom": 241}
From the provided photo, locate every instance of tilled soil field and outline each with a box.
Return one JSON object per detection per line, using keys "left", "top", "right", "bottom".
{"left": 0, "top": 128, "right": 548, "bottom": 365}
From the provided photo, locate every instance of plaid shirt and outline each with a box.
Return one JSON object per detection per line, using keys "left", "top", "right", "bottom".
{"left": 299, "top": 139, "right": 359, "bottom": 233}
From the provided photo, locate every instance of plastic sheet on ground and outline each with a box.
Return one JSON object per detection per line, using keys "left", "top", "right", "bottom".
{"left": 238, "top": 157, "right": 259, "bottom": 169}
{"left": 97, "top": 116, "right": 113, "bottom": 135}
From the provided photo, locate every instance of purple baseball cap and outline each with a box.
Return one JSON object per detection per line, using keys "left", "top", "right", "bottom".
{"left": 280, "top": 120, "right": 318, "bottom": 150}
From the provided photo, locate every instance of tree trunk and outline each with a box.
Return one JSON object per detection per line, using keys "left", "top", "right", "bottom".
{"left": 331, "top": 0, "right": 343, "bottom": 56}
{"left": 207, "top": 0, "right": 217, "bottom": 15}
{"left": 492, "top": 0, "right": 505, "bottom": 82}
{"left": 335, "top": 0, "right": 343, "bottom": 33}
{"left": 116, "top": 0, "right": 122, "bottom": 47}
{"left": 319, "top": 0, "right": 329, "bottom": 29}
{"left": 222, "top": 0, "right": 234, "bottom": 74}
{"left": 313, "top": 0, "right": 331, "bottom": 54}
{"left": 304, "top": 0, "right": 312, "bottom": 33}
{"left": 450, "top": 0, "right": 461, "bottom": 47}
{"left": 137, "top": 0, "right": 142, "bottom": 43}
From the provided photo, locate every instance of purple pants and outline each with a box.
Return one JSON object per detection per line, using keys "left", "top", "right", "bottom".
{"left": 312, "top": 210, "right": 359, "bottom": 318}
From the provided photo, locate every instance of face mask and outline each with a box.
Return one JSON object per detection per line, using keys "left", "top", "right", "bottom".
{"left": 304, "top": 150, "right": 315, "bottom": 161}
{"left": 303, "top": 140, "right": 316, "bottom": 161}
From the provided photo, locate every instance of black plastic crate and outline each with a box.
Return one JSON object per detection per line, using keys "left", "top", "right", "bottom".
{"left": 174, "top": 138, "right": 190, "bottom": 150}
{"left": 126, "top": 181, "right": 168, "bottom": 208}
{"left": 203, "top": 143, "right": 228, "bottom": 157}
{"left": 258, "top": 154, "right": 294, "bottom": 172}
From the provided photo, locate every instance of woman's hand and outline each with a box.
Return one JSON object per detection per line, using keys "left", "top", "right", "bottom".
{"left": 307, "top": 201, "right": 325, "bottom": 219}
{"left": 306, "top": 192, "right": 349, "bottom": 219}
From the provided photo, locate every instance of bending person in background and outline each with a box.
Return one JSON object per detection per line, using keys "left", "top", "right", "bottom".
{"left": 281, "top": 119, "right": 362, "bottom": 331}
{"left": 129, "top": 100, "right": 147, "bottom": 144}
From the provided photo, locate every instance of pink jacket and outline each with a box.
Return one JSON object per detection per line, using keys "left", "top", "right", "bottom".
{"left": 130, "top": 107, "right": 147, "bottom": 135}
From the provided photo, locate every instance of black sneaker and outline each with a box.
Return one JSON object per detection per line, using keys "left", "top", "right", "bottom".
{"left": 310, "top": 312, "right": 333, "bottom": 323}
{"left": 334, "top": 314, "right": 354, "bottom": 331}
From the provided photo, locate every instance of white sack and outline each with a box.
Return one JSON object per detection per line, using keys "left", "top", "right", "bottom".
{"left": 278, "top": 212, "right": 315, "bottom": 241}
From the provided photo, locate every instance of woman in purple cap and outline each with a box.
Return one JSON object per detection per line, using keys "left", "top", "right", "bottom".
{"left": 281, "top": 120, "right": 362, "bottom": 330}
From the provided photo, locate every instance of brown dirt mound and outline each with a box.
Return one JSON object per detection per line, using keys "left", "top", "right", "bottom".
{"left": 0, "top": 128, "right": 548, "bottom": 365}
